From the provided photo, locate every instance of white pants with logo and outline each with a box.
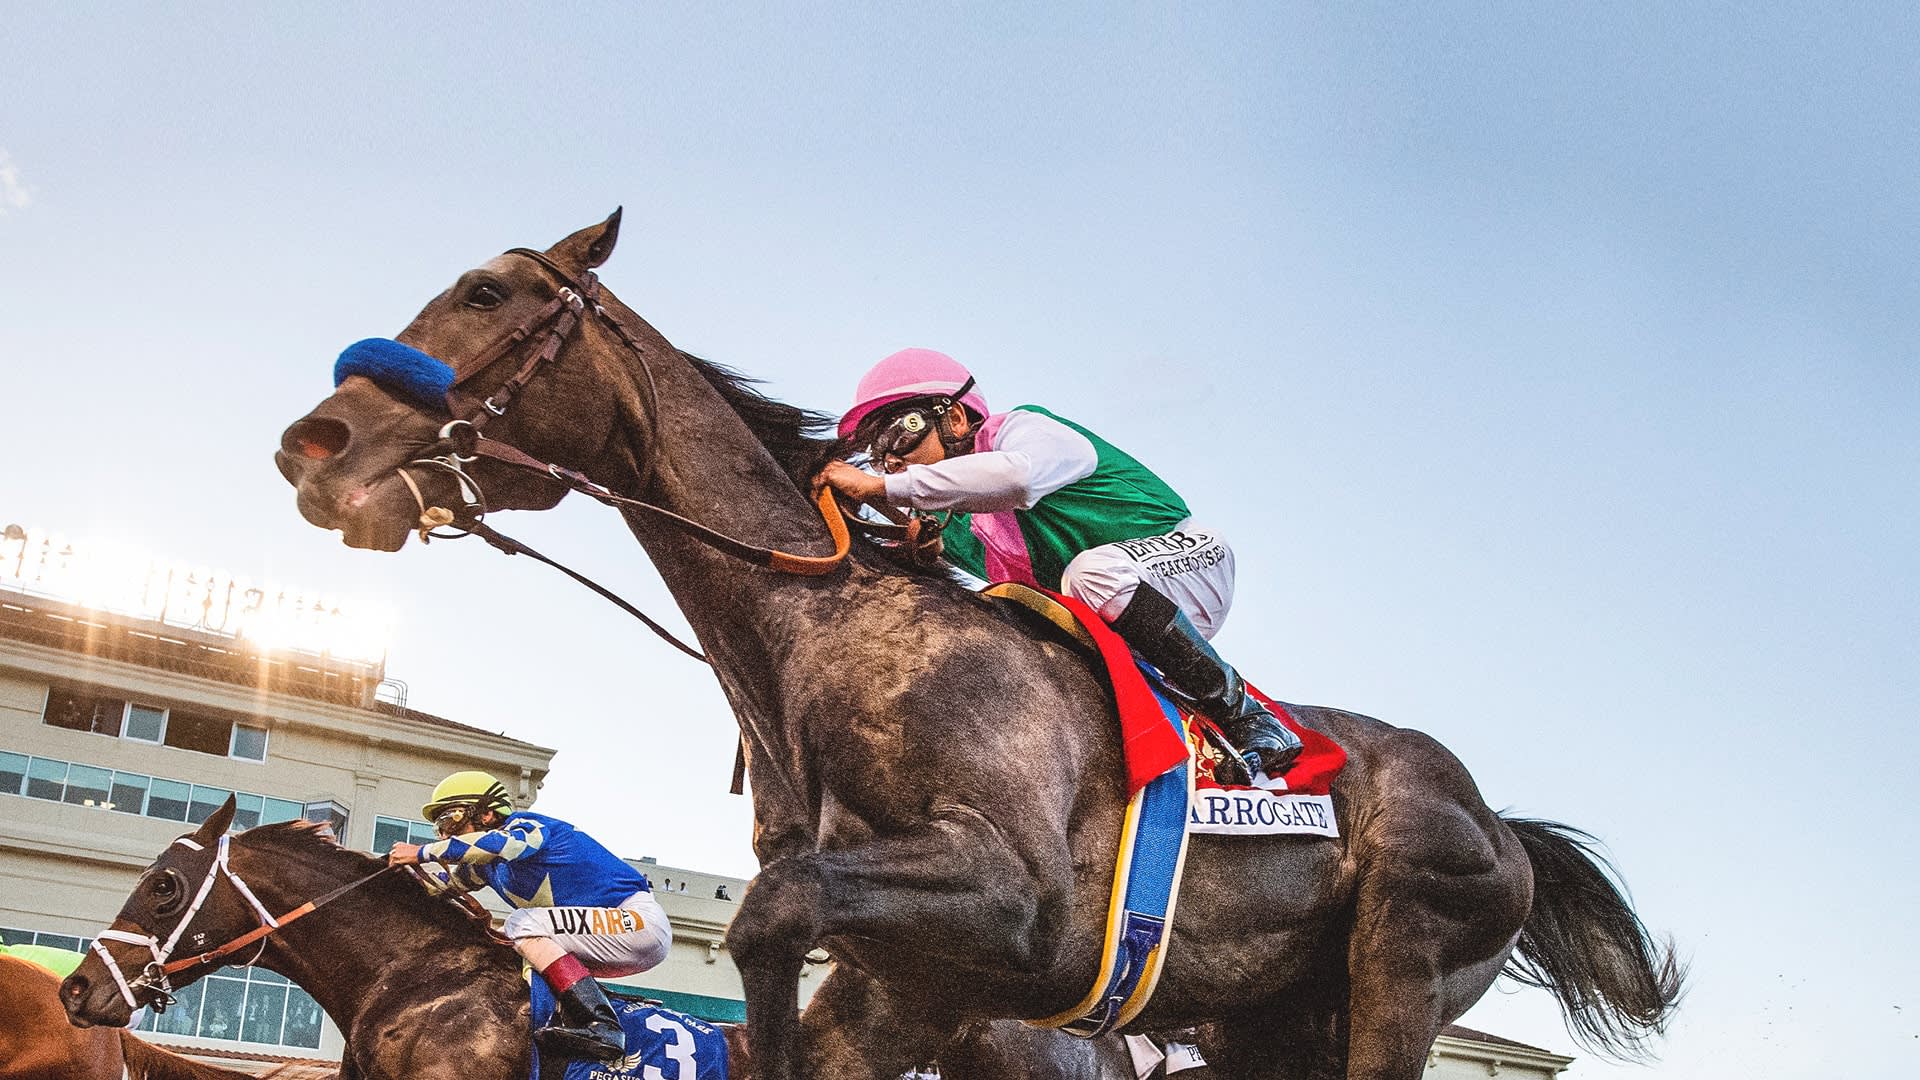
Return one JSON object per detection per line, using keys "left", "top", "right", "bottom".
{"left": 1057, "top": 524, "right": 1236, "bottom": 639}
{"left": 502, "top": 889, "right": 672, "bottom": 977}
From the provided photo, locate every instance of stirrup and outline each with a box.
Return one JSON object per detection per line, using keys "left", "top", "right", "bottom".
{"left": 536, "top": 1023, "right": 626, "bottom": 1063}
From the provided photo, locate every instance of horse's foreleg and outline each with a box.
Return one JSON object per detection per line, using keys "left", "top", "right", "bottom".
{"left": 728, "top": 881, "right": 808, "bottom": 1080}
{"left": 727, "top": 816, "right": 1067, "bottom": 1080}
{"left": 799, "top": 966, "right": 957, "bottom": 1080}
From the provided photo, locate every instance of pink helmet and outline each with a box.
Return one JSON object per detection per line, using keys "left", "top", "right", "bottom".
{"left": 838, "top": 348, "right": 990, "bottom": 440}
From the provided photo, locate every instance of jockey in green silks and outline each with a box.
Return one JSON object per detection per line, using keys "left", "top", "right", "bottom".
{"left": 816, "top": 348, "right": 1301, "bottom": 784}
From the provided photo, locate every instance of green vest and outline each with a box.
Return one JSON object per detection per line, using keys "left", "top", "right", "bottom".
{"left": 942, "top": 406, "right": 1190, "bottom": 589}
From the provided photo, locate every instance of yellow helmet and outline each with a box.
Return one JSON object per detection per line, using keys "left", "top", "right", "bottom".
{"left": 422, "top": 771, "right": 512, "bottom": 822}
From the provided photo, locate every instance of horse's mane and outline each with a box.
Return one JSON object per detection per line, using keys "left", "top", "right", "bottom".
{"left": 677, "top": 350, "right": 971, "bottom": 587}
{"left": 235, "top": 820, "right": 505, "bottom": 945}
{"left": 678, "top": 351, "right": 840, "bottom": 481}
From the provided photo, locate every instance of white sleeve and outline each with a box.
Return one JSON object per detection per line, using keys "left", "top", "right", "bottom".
{"left": 882, "top": 410, "right": 1098, "bottom": 513}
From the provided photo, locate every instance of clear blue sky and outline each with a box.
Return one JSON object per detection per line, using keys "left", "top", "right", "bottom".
{"left": 3, "top": 4, "right": 1914, "bottom": 1075}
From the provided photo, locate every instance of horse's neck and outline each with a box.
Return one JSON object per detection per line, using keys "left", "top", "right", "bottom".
{"left": 587, "top": 318, "right": 1048, "bottom": 832}
{"left": 241, "top": 852, "right": 517, "bottom": 1039}
{"left": 597, "top": 338, "right": 887, "bottom": 666}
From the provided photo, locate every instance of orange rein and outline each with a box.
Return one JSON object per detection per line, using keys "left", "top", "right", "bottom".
{"left": 769, "top": 486, "right": 853, "bottom": 575}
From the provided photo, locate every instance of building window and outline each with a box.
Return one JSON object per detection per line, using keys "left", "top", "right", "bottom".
{"left": 42, "top": 689, "right": 126, "bottom": 737}
{"left": 371, "top": 816, "right": 438, "bottom": 852}
{"left": 40, "top": 686, "right": 269, "bottom": 763}
{"left": 109, "top": 771, "right": 151, "bottom": 815}
{"left": 231, "top": 792, "right": 264, "bottom": 830}
{"left": 0, "top": 747, "right": 322, "bottom": 833}
{"left": 0, "top": 751, "right": 26, "bottom": 795}
{"left": 229, "top": 725, "right": 268, "bottom": 762}
{"left": 1, "top": 927, "right": 93, "bottom": 953}
{"left": 136, "top": 965, "right": 324, "bottom": 1050}
{"left": 61, "top": 764, "right": 112, "bottom": 808}
{"left": 25, "top": 757, "right": 67, "bottom": 800}
{"left": 124, "top": 704, "right": 167, "bottom": 743}
{"left": 303, "top": 800, "right": 349, "bottom": 836}
{"left": 164, "top": 710, "right": 233, "bottom": 757}
{"left": 263, "top": 797, "right": 305, "bottom": 825}
{"left": 188, "top": 785, "right": 231, "bottom": 826}
{"left": 146, "top": 777, "right": 191, "bottom": 821}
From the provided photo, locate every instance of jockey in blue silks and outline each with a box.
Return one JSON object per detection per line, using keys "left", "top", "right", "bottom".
{"left": 389, "top": 771, "right": 670, "bottom": 1064}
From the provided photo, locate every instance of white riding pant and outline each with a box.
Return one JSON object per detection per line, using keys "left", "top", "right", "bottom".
{"left": 502, "top": 889, "right": 672, "bottom": 977}
{"left": 1058, "top": 524, "right": 1236, "bottom": 640}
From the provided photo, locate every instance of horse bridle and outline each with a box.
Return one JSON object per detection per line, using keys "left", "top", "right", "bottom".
{"left": 383, "top": 248, "right": 929, "bottom": 794}
{"left": 89, "top": 834, "right": 390, "bottom": 1013}
{"left": 387, "top": 248, "right": 883, "bottom": 661}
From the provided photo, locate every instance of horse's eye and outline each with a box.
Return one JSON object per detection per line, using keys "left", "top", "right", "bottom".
{"left": 150, "top": 870, "right": 188, "bottom": 916}
{"left": 466, "top": 283, "right": 506, "bottom": 309}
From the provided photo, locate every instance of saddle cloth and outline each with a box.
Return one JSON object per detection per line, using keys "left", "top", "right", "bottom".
{"left": 984, "top": 582, "right": 1348, "bottom": 836}
{"left": 1184, "top": 688, "right": 1344, "bottom": 838}
{"left": 528, "top": 977, "right": 729, "bottom": 1080}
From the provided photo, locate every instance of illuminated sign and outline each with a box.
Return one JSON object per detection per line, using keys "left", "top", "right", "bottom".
{"left": 0, "top": 524, "right": 391, "bottom": 667}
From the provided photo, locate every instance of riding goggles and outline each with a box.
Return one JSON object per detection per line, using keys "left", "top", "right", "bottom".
{"left": 432, "top": 805, "right": 475, "bottom": 838}
{"left": 866, "top": 377, "right": 976, "bottom": 473}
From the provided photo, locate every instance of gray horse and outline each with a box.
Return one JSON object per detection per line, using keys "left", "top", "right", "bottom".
{"left": 271, "top": 213, "right": 1680, "bottom": 1080}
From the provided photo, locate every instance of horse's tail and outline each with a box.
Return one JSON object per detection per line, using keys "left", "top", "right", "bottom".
{"left": 1500, "top": 816, "right": 1685, "bottom": 1059}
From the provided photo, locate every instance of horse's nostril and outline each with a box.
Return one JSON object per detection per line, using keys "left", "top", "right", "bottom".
{"left": 282, "top": 417, "right": 351, "bottom": 461}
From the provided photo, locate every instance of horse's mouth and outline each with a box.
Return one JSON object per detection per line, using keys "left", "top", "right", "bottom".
{"left": 59, "top": 975, "right": 131, "bottom": 1029}
{"left": 281, "top": 460, "right": 425, "bottom": 553}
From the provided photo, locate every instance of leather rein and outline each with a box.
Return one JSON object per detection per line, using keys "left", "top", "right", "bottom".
{"left": 390, "top": 247, "right": 867, "bottom": 665}
{"left": 92, "top": 840, "right": 510, "bottom": 1014}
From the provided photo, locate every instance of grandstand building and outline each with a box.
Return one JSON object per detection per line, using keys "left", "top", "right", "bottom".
{"left": 0, "top": 523, "right": 756, "bottom": 1064}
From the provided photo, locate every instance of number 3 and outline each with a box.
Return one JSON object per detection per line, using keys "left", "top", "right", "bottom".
{"left": 641, "top": 1014, "right": 698, "bottom": 1080}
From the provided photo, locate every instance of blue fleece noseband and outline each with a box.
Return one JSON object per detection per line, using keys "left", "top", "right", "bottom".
{"left": 335, "top": 338, "right": 456, "bottom": 411}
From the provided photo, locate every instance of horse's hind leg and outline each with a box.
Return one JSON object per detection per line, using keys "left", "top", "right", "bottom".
{"left": 1341, "top": 813, "right": 1530, "bottom": 1079}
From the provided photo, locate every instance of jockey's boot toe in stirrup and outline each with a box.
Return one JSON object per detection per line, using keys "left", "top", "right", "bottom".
{"left": 1112, "top": 584, "right": 1304, "bottom": 781}
{"left": 537, "top": 978, "right": 626, "bottom": 1063}
{"left": 1227, "top": 698, "right": 1303, "bottom": 781}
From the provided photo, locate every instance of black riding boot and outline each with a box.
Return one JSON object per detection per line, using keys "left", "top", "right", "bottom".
{"left": 1111, "top": 585, "right": 1302, "bottom": 784}
{"left": 536, "top": 976, "right": 626, "bottom": 1063}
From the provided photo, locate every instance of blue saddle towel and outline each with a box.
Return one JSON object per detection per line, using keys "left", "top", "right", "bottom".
{"left": 529, "top": 978, "right": 729, "bottom": 1080}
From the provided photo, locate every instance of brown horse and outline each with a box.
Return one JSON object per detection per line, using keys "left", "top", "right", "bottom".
{"left": 3, "top": 953, "right": 281, "bottom": 1080}
{"left": 57, "top": 804, "right": 1186, "bottom": 1080}
{"left": 266, "top": 214, "right": 1680, "bottom": 1080}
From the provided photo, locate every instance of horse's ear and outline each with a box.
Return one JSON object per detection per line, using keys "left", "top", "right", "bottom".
{"left": 192, "top": 796, "right": 238, "bottom": 843}
{"left": 549, "top": 208, "right": 622, "bottom": 272}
